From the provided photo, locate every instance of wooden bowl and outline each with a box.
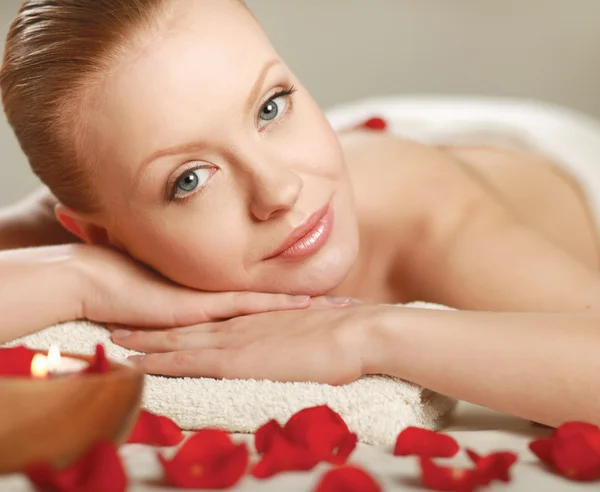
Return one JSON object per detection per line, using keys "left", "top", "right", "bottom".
{"left": 0, "top": 353, "right": 144, "bottom": 475}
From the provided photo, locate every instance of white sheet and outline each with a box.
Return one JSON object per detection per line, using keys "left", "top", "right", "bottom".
{"left": 0, "top": 403, "right": 593, "bottom": 491}
{"left": 116, "top": 403, "right": 600, "bottom": 491}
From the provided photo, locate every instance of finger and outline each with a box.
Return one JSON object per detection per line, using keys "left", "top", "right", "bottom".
{"left": 179, "top": 291, "right": 311, "bottom": 323}
{"left": 105, "top": 322, "right": 198, "bottom": 333}
{"left": 111, "top": 329, "right": 227, "bottom": 353}
{"left": 104, "top": 323, "right": 123, "bottom": 333}
{"left": 129, "top": 349, "right": 315, "bottom": 383}
{"left": 129, "top": 349, "right": 230, "bottom": 378}
{"left": 309, "top": 296, "right": 363, "bottom": 309}
{"left": 107, "top": 320, "right": 226, "bottom": 335}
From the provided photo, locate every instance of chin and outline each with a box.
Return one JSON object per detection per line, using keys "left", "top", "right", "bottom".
{"left": 271, "top": 271, "right": 352, "bottom": 297}
{"left": 298, "top": 270, "right": 353, "bottom": 296}
{"left": 266, "top": 236, "right": 359, "bottom": 297}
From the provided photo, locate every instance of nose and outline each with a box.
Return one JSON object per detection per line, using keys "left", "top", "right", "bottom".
{"left": 249, "top": 164, "right": 304, "bottom": 221}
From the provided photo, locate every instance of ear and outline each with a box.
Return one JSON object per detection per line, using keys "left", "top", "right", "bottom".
{"left": 54, "top": 203, "right": 111, "bottom": 246}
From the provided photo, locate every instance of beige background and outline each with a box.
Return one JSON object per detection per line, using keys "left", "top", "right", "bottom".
{"left": 1, "top": 0, "right": 600, "bottom": 205}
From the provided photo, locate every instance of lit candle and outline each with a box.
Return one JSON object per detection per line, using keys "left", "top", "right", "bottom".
{"left": 30, "top": 354, "right": 49, "bottom": 379}
{"left": 30, "top": 345, "right": 89, "bottom": 378}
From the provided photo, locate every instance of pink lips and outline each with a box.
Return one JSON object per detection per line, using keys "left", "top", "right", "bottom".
{"left": 264, "top": 202, "right": 334, "bottom": 261}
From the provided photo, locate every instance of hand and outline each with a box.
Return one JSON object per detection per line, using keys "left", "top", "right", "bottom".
{"left": 71, "top": 244, "right": 350, "bottom": 329}
{"left": 111, "top": 306, "right": 383, "bottom": 385}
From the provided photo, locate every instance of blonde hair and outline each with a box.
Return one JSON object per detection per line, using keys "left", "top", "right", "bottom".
{"left": 1, "top": 0, "right": 171, "bottom": 212}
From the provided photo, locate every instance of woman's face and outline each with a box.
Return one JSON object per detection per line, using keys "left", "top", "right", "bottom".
{"left": 84, "top": 0, "right": 359, "bottom": 295}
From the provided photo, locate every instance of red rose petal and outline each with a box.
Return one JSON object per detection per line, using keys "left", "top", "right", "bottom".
{"left": 555, "top": 422, "right": 600, "bottom": 440}
{"left": 159, "top": 429, "right": 248, "bottom": 489}
{"left": 330, "top": 432, "right": 359, "bottom": 465}
{"left": 25, "top": 441, "right": 127, "bottom": 492}
{"left": 283, "top": 405, "right": 357, "bottom": 463}
{"left": 419, "top": 457, "right": 479, "bottom": 492}
{"left": 253, "top": 406, "right": 357, "bottom": 479}
{"left": 551, "top": 434, "right": 600, "bottom": 481}
{"left": 359, "top": 117, "right": 388, "bottom": 132}
{"left": 0, "top": 346, "right": 37, "bottom": 376}
{"left": 395, "top": 427, "right": 460, "bottom": 458}
{"left": 529, "top": 438, "right": 553, "bottom": 466}
{"left": 313, "top": 465, "right": 381, "bottom": 492}
{"left": 584, "top": 431, "right": 600, "bottom": 455}
{"left": 254, "top": 419, "right": 285, "bottom": 455}
{"left": 83, "top": 345, "right": 110, "bottom": 374}
{"left": 252, "top": 433, "right": 320, "bottom": 479}
{"left": 465, "top": 449, "right": 481, "bottom": 464}
{"left": 555, "top": 422, "right": 600, "bottom": 455}
{"left": 530, "top": 421, "right": 600, "bottom": 481}
{"left": 466, "top": 449, "right": 517, "bottom": 485}
{"left": 127, "top": 410, "right": 184, "bottom": 446}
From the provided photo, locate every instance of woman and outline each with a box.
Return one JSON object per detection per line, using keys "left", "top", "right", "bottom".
{"left": 2, "top": 0, "right": 600, "bottom": 427}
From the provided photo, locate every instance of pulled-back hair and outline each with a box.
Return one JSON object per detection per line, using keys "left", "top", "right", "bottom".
{"left": 1, "top": 0, "right": 171, "bottom": 212}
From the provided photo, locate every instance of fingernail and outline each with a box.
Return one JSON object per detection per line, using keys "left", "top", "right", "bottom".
{"left": 292, "top": 295, "right": 310, "bottom": 304}
{"left": 113, "top": 330, "right": 132, "bottom": 339}
{"left": 327, "top": 296, "right": 352, "bottom": 305}
{"left": 128, "top": 355, "right": 145, "bottom": 364}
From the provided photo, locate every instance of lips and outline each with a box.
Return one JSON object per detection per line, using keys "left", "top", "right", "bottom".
{"left": 264, "top": 202, "right": 334, "bottom": 261}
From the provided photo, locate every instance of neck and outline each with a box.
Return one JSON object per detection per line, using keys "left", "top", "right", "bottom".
{"left": 326, "top": 219, "right": 407, "bottom": 304}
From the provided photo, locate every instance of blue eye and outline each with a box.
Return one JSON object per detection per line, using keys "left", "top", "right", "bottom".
{"left": 258, "top": 95, "right": 287, "bottom": 128}
{"left": 177, "top": 171, "right": 200, "bottom": 192}
{"left": 257, "top": 86, "right": 297, "bottom": 129}
{"left": 171, "top": 167, "right": 212, "bottom": 200}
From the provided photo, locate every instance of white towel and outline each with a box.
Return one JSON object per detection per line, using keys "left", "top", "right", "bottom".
{"left": 4, "top": 302, "right": 456, "bottom": 447}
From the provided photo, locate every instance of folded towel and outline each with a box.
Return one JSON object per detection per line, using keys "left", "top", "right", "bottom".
{"left": 4, "top": 302, "right": 456, "bottom": 447}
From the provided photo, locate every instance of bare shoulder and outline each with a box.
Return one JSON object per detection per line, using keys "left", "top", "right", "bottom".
{"left": 338, "top": 132, "right": 599, "bottom": 301}
{"left": 338, "top": 131, "right": 502, "bottom": 299}
{"left": 339, "top": 131, "right": 498, "bottom": 249}
{"left": 442, "top": 145, "right": 600, "bottom": 269}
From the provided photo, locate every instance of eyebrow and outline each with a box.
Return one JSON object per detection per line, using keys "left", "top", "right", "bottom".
{"left": 245, "top": 58, "right": 281, "bottom": 112}
{"left": 136, "top": 58, "right": 282, "bottom": 176}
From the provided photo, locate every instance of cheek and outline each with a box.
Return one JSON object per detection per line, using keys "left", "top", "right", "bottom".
{"left": 291, "top": 102, "right": 346, "bottom": 177}
{"left": 113, "top": 208, "right": 250, "bottom": 290}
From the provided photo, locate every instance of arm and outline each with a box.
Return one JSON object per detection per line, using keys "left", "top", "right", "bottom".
{"left": 0, "top": 244, "right": 319, "bottom": 345}
{"left": 114, "top": 301, "right": 600, "bottom": 427}
{"left": 393, "top": 192, "right": 600, "bottom": 423}
{"left": 370, "top": 306, "right": 600, "bottom": 427}
{"left": 0, "top": 246, "right": 82, "bottom": 342}
{"left": 0, "top": 187, "right": 78, "bottom": 250}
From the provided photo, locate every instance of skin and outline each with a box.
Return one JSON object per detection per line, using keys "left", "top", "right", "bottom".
{"left": 0, "top": 243, "right": 329, "bottom": 344}
{"left": 63, "top": 0, "right": 358, "bottom": 296}
{"left": 3, "top": 0, "right": 600, "bottom": 426}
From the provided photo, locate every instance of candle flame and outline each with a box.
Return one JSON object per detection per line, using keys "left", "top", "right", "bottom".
{"left": 47, "top": 345, "right": 61, "bottom": 372}
{"left": 30, "top": 345, "right": 61, "bottom": 378}
{"left": 30, "top": 354, "right": 49, "bottom": 378}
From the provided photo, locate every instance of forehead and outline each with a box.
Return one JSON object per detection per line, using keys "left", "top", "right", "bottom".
{"left": 89, "top": 0, "right": 279, "bottom": 169}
